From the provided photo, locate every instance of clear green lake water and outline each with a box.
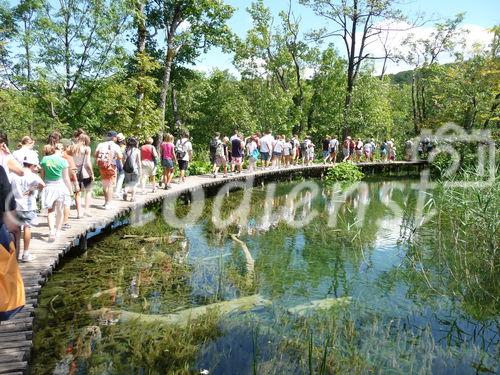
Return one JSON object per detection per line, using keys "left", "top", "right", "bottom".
{"left": 32, "top": 179, "right": 499, "bottom": 374}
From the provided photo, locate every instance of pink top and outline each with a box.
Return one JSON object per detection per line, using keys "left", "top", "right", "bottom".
{"left": 160, "top": 142, "right": 175, "bottom": 160}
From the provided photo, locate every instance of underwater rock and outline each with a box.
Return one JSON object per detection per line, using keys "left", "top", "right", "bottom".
{"left": 89, "top": 294, "right": 271, "bottom": 328}
{"left": 287, "top": 297, "right": 351, "bottom": 317}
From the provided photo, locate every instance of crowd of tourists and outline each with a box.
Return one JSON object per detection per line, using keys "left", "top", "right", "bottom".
{"left": 0, "top": 127, "right": 427, "bottom": 265}
{"left": 207, "top": 131, "right": 413, "bottom": 178}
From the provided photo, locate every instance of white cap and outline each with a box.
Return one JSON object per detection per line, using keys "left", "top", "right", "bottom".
{"left": 22, "top": 152, "right": 39, "bottom": 166}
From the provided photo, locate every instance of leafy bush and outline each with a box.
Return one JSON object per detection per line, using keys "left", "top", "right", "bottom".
{"left": 187, "top": 160, "right": 212, "bottom": 176}
{"left": 325, "top": 162, "right": 364, "bottom": 183}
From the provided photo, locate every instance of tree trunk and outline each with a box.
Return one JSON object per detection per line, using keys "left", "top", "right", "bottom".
{"left": 343, "top": 1, "right": 358, "bottom": 138}
{"left": 172, "top": 86, "right": 181, "bottom": 130}
{"left": 159, "top": 34, "right": 175, "bottom": 128}
{"left": 136, "top": 0, "right": 146, "bottom": 102}
{"left": 411, "top": 71, "right": 419, "bottom": 133}
{"left": 64, "top": 10, "right": 71, "bottom": 97}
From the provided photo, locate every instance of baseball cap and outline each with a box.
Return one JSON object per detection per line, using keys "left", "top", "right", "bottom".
{"left": 23, "top": 152, "right": 39, "bottom": 166}
{"left": 107, "top": 130, "right": 118, "bottom": 138}
{"left": 116, "top": 133, "right": 125, "bottom": 142}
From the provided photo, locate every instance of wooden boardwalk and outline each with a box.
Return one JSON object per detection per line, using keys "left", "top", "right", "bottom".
{"left": 0, "top": 160, "right": 427, "bottom": 374}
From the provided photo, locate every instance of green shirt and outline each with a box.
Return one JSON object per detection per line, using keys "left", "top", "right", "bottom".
{"left": 40, "top": 154, "right": 68, "bottom": 181}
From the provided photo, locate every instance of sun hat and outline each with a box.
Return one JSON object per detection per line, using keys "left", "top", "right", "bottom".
{"left": 116, "top": 133, "right": 125, "bottom": 142}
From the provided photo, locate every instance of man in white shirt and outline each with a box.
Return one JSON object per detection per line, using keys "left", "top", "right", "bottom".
{"left": 259, "top": 130, "right": 274, "bottom": 169}
{"left": 95, "top": 131, "right": 123, "bottom": 209}
{"left": 175, "top": 130, "right": 193, "bottom": 183}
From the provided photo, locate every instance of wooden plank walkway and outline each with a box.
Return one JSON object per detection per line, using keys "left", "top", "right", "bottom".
{"left": 0, "top": 160, "right": 427, "bottom": 374}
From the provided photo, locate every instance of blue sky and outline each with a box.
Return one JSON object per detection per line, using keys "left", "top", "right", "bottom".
{"left": 197, "top": 0, "right": 500, "bottom": 74}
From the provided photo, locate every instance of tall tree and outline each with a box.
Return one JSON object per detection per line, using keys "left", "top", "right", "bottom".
{"left": 299, "top": 0, "right": 406, "bottom": 135}
{"left": 35, "top": 0, "right": 130, "bottom": 123}
{"left": 147, "top": 0, "right": 234, "bottom": 130}
{"left": 402, "top": 14, "right": 466, "bottom": 132}
{"left": 234, "top": 0, "right": 316, "bottom": 133}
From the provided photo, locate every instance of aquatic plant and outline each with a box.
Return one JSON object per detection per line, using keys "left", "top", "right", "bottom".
{"left": 324, "top": 162, "right": 364, "bottom": 183}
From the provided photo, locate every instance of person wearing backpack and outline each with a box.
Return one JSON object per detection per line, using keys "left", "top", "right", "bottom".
{"left": 122, "top": 137, "right": 141, "bottom": 202}
{"left": 94, "top": 131, "right": 123, "bottom": 209}
{"left": 175, "top": 131, "right": 193, "bottom": 183}
{"left": 209, "top": 132, "right": 221, "bottom": 167}
{"left": 329, "top": 135, "right": 339, "bottom": 164}
{"left": 212, "top": 136, "right": 228, "bottom": 178}
{"left": 160, "top": 133, "right": 176, "bottom": 189}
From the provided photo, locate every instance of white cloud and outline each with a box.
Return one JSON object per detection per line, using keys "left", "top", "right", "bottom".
{"left": 359, "top": 21, "right": 494, "bottom": 75}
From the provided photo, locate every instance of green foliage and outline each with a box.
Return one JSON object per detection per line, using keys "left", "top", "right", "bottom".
{"left": 324, "top": 162, "right": 364, "bottom": 184}
{"left": 187, "top": 160, "right": 212, "bottom": 176}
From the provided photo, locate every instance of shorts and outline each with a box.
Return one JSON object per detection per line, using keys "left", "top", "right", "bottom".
{"left": 16, "top": 210, "right": 38, "bottom": 228}
{"left": 232, "top": 157, "right": 242, "bottom": 165}
{"left": 99, "top": 166, "right": 117, "bottom": 186}
{"left": 342, "top": 148, "right": 349, "bottom": 157}
{"left": 322, "top": 151, "right": 330, "bottom": 158}
{"left": 178, "top": 160, "right": 189, "bottom": 171}
{"left": 216, "top": 156, "right": 226, "bottom": 166}
{"left": 260, "top": 152, "right": 270, "bottom": 161}
{"left": 141, "top": 160, "right": 156, "bottom": 177}
{"left": 161, "top": 158, "right": 174, "bottom": 169}
{"left": 272, "top": 152, "right": 282, "bottom": 158}
{"left": 124, "top": 172, "right": 139, "bottom": 186}
{"left": 79, "top": 177, "right": 92, "bottom": 190}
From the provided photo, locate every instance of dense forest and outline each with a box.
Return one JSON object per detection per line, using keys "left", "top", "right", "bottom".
{"left": 0, "top": 0, "right": 498, "bottom": 148}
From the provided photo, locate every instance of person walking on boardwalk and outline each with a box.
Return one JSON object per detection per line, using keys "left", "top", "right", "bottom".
{"left": 95, "top": 131, "right": 122, "bottom": 209}
{"left": 322, "top": 135, "right": 331, "bottom": 163}
{"left": 380, "top": 140, "right": 388, "bottom": 162}
{"left": 73, "top": 133, "right": 94, "bottom": 217}
{"left": 140, "top": 137, "right": 159, "bottom": 194}
{"left": 342, "top": 136, "right": 351, "bottom": 162}
{"left": 61, "top": 139, "right": 80, "bottom": 225}
{"left": 40, "top": 144, "right": 73, "bottom": 242}
{"left": 282, "top": 136, "right": 292, "bottom": 167}
{"left": 231, "top": 132, "right": 244, "bottom": 174}
{"left": 209, "top": 132, "right": 221, "bottom": 173}
{"left": 11, "top": 153, "right": 45, "bottom": 262}
{"left": 259, "top": 130, "right": 273, "bottom": 169}
{"left": 114, "top": 133, "right": 126, "bottom": 198}
{"left": 122, "top": 137, "right": 141, "bottom": 202}
{"left": 0, "top": 163, "right": 25, "bottom": 322}
{"left": 246, "top": 135, "right": 259, "bottom": 173}
{"left": 210, "top": 133, "right": 229, "bottom": 178}
{"left": 271, "top": 134, "right": 284, "bottom": 169}
{"left": 12, "top": 136, "right": 38, "bottom": 167}
{"left": 0, "top": 132, "right": 24, "bottom": 180}
{"left": 175, "top": 131, "right": 193, "bottom": 183}
{"left": 160, "top": 134, "right": 176, "bottom": 189}
{"left": 329, "top": 135, "right": 339, "bottom": 164}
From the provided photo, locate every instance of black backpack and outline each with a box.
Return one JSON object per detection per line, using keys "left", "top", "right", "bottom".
{"left": 209, "top": 138, "right": 219, "bottom": 155}
{"left": 123, "top": 149, "right": 135, "bottom": 173}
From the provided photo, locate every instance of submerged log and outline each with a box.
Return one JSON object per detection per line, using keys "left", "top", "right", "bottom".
{"left": 287, "top": 297, "right": 351, "bottom": 317}
{"left": 89, "top": 294, "right": 271, "bottom": 328}
{"left": 230, "top": 234, "right": 255, "bottom": 277}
